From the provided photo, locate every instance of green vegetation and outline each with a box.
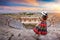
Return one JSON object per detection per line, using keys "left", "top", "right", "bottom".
{"left": 23, "top": 24, "right": 36, "bottom": 29}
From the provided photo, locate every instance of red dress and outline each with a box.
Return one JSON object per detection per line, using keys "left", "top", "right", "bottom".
{"left": 33, "top": 21, "right": 47, "bottom": 35}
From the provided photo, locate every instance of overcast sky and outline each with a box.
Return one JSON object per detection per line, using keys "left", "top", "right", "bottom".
{"left": 0, "top": 0, "right": 60, "bottom": 13}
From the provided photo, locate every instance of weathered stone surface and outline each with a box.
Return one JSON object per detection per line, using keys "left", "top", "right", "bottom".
{"left": 0, "top": 15, "right": 60, "bottom": 40}
{"left": 9, "top": 19, "right": 24, "bottom": 30}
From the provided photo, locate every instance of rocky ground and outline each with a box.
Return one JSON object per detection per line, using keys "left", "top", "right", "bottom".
{"left": 0, "top": 14, "right": 60, "bottom": 40}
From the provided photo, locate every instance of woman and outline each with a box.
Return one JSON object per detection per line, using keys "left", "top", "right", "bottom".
{"left": 33, "top": 12, "right": 48, "bottom": 36}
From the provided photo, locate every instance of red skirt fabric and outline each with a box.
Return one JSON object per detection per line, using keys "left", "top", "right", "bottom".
{"left": 33, "top": 27, "right": 47, "bottom": 35}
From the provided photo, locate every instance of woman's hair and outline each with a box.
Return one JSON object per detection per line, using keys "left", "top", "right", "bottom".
{"left": 42, "top": 14, "right": 48, "bottom": 20}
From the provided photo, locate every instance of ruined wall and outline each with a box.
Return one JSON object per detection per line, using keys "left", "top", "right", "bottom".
{"left": 0, "top": 15, "right": 24, "bottom": 29}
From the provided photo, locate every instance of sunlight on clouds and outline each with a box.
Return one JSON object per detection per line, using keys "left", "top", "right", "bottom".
{"left": 0, "top": 6, "right": 42, "bottom": 11}
{"left": 25, "top": 0, "right": 39, "bottom": 6}
{"left": 41, "top": 3, "right": 60, "bottom": 13}
{"left": 0, "top": 4, "right": 60, "bottom": 13}
{"left": 0, "top": 1, "right": 60, "bottom": 13}
{"left": 10, "top": 0, "right": 40, "bottom": 6}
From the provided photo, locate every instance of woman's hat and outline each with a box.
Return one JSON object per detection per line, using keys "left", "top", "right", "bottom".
{"left": 41, "top": 11, "right": 47, "bottom": 16}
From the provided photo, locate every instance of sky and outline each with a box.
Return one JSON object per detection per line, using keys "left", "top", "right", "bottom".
{"left": 0, "top": 0, "right": 60, "bottom": 13}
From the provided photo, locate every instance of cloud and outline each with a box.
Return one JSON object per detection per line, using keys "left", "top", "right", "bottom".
{"left": 0, "top": 0, "right": 60, "bottom": 13}
{"left": 0, "top": 0, "right": 40, "bottom": 6}
{"left": 40, "top": 2, "right": 60, "bottom": 13}
{"left": 55, "top": 0, "right": 60, "bottom": 3}
{"left": 9, "top": 0, "right": 39, "bottom": 6}
{"left": 42, "top": 3, "right": 60, "bottom": 10}
{"left": 0, "top": 1, "right": 31, "bottom": 7}
{"left": 38, "top": 0, "right": 55, "bottom": 2}
{"left": 0, "top": 6, "right": 42, "bottom": 13}
{"left": 25, "top": 0, "right": 39, "bottom": 6}
{"left": 0, "top": 3, "right": 60, "bottom": 13}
